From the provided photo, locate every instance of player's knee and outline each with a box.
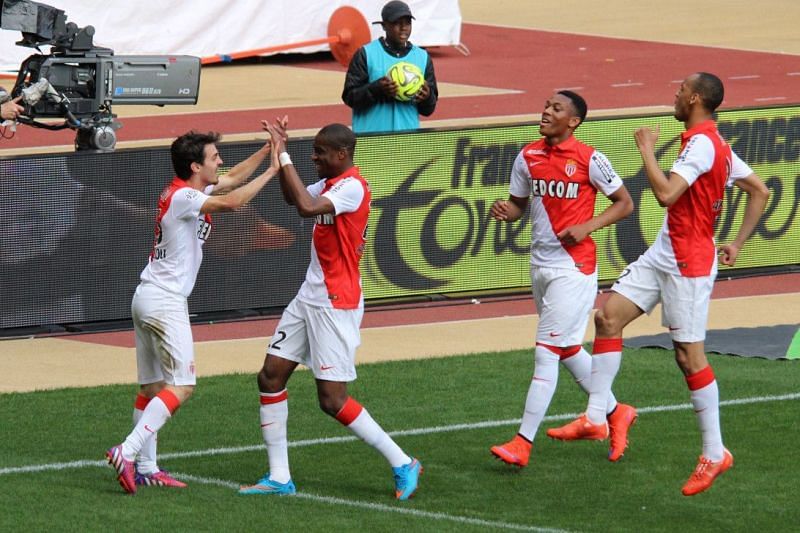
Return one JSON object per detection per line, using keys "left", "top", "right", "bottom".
{"left": 257, "top": 367, "right": 281, "bottom": 393}
{"left": 594, "top": 307, "right": 620, "bottom": 336}
{"left": 170, "top": 384, "right": 194, "bottom": 403}
{"left": 317, "top": 389, "right": 348, "bottom": 417}
{"left": 317, "top": 395, "right": 342, "bottom": 417}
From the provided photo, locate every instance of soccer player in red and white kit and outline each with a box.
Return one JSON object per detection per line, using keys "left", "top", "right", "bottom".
{"left": 549, "top": 73, "right": 769, "bottom": 496}
{"left": 239, "top": 119, "right": 422, "bottom": 500}
{"left": 105, "top": 126, "right": 280, "bottom": 494}
{"left": 488, "top": 91, "right": 635, "bottom": 468}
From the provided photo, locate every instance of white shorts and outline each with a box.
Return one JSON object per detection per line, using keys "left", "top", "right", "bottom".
{"left": 612, "top": 255, "right": 714, "bottom": 343}
{"left": 131, "top": 282, "right": 196, "bottom": 386}
{"left": 531, "top": 265, "right": 597, "bottom": 347}
{"left": 267, "top": 298, "right": 363, "bottom": 382}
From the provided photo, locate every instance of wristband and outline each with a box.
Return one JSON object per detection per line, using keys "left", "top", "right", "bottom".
{"left": 279, "top": 152, "right": 293, "bottom": 167}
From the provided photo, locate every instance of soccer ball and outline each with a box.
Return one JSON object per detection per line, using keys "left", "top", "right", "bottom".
{"left": 387, "top": 61, "right": 425, "bottom": 102}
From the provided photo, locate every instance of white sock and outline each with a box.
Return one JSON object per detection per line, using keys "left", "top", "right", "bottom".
{"left": 133, "top": 398, "right": 159, "bottom": 475}
{"left": 518, "top": 345, "right": 559, "bottom": 441}
{"left": 561, "top": 347, "right": 619, "bottom": 414}
{"left": 259, "top": 390, "right": 291, "bottom": 484}
{"left": 336, "top": 397, "right": 410, "bottom": 468}
{"left": 122, "top": 392, "right": 176, "bottom": 461}
{"left": 586, "top": 339, "right": 623, "bottom": 424}
{"left": 687, "top": 367, "right": 724, "bottom": 461}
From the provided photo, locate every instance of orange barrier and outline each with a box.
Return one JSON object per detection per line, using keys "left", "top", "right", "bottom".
{"left": 201, "top": 6, "right": 370, "bottom": 67}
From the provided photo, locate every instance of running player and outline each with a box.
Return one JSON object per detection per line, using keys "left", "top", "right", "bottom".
{"left": 489, "top": 91, "right": 636, "bottom": 467}
{"left": 105, "top": 126, "right": 279, "bottom": 494}
{"left": 239, "top": 119, "right": 422, "bottom": 500}
{"left": 547, "top": 73, "right": 769, "bottom": 496}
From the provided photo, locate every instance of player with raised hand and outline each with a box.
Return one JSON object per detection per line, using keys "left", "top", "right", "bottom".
{"left": 548, "top": 72, "right": 769, "bottom": 496}
{"left": 105, "top": 125, "right": 279, "bottom": 494}
{"left": 489, "top": 91, "right": 636, "bottom": 468}
{"left": 239, "top": 117, "right": 422, "bottom": 500}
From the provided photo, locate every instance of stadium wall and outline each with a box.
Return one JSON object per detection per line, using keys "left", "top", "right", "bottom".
{"left": 1, "top": 106, "right": 798, "bottom": 331}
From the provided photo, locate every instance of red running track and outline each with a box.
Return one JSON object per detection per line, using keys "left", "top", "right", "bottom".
{"left": 5, "top": 23, "right": 800, "bottom": 150}
{"left": 64, "top": 272, "right": 800, "bottom": 348}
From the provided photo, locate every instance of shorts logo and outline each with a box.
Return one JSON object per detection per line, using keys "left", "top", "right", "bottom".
{"left": 320, "top": 365, "right": 335, "bottom": 371}
{"left": 564, "top": 159, "right": 577, "bottom": 177}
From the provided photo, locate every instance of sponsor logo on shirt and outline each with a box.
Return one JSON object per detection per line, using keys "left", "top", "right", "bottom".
{"left": 526, "top": 148, "right": 548, "bottom": 156}
{"left": 677, "top": 135, "right": 699, "bottom": 163}
{"left": 185, "top": 189, "right": 199, "bottom": 200}
{"left": 564, "top": 159, "right": 577, "bottom": 177}
{"left": 315, "top": 213, "right": 335, "bottom": 225}
{"left": 591, "top": 153, "right": 618, "bottom": 184}
{"left": 196, "top": 218, "right": 212, "bottom": 240}
{"left": 530, "top": 178, "right": 579, "bottom": 199}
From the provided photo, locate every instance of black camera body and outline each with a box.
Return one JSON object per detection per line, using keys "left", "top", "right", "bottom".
{"left": 1, "top": 0, "right": 201, "bottom": 151}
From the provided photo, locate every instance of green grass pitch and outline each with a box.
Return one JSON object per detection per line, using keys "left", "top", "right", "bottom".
{"left": 1, "top": 347, "right": 798, "bottom": 532}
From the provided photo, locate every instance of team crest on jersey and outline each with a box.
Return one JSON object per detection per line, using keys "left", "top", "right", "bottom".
{"left": 564, "top": 159, "right": 577, "bottom": 177}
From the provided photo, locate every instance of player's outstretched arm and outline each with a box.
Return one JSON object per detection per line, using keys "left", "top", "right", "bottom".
{"left": 212, "top": 124, "right": 273, "bottom": 194}
{"left": 266, "top": 121, "right": 334, "bottom": 218}
{"left": 200, "top": 137, "right": 279, "bottom": 214}
{"left": 718, "top": 172, "right": 769, "bottom": 266}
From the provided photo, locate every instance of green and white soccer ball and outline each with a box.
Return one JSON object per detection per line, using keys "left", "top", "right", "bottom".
{"left": 388, "top": 61, "right": 425, "bottom": 102}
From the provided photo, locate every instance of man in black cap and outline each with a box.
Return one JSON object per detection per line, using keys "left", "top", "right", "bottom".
{"left": 342, "top": 0, "right": 438, "bottom": 133}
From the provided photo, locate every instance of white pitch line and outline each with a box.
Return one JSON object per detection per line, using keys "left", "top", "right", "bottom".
{"left": 611, "top": 82, "right": 644, "bottom": 88}
{"left": 788, "top": 72, "right": 800, "bottom": 76}
{"left": 180, "top": 473, "right": 568, "bottom": 533}
{"left": 554, "top": 86, "right": 584, "bottom": 91}
{"left": 754, "top": 96, "right": 787, "bottom": 102}
{"left": 2, "top": 392, "right": 798, "bottom": 477}
{"left": 729, "top": 75, "right": 760, "bottom": 80}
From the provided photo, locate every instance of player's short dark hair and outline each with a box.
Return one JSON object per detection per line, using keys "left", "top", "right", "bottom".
{"left": 171, "top": 131, "right": 221, "bottom": 180}
{"left": 557, "top": 90, "right": 588, "bottom": 126}
{"left": 318, "top": 123, "right": 357, "bottom": 157}
{"left": 692, "top": 72, "right": 725, "bottom": 112}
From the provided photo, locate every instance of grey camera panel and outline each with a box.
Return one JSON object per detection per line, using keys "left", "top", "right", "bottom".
{"left": 110, "top": 55, "right": 200, "bottom": 105}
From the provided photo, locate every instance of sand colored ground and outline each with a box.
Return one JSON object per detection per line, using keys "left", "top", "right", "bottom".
{"left": 3, "top": 293, "right": 797, "bottom": 393}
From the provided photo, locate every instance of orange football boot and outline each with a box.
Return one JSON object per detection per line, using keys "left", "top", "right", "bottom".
{"left": 607, "top": 403, "right": 637, "bottom": 462}
{"left": 682, "top": 448, "right": 733, "bottom": 496}
{"left": 490, "top": 434, "right": 532, "bottom": 467}
{"left": 546, "top": 414, "right": 608, "bottom": 441}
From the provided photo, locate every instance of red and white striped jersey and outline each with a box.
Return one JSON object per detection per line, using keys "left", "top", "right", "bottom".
{"left": 643, "top": 120, "right": 753, "bottom": 277}
{"left": 139, "top": 177, "right": 213, "bottom": 297}
{"left": 296, "top": 167, "right": 370, "bottom": 310}
{"left": 509, "top": 135, "right": 624, "bottom": 275}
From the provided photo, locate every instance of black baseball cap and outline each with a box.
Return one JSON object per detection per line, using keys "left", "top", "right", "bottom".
{"left": 373, "top": 1, "right": 415, "bottom": 24}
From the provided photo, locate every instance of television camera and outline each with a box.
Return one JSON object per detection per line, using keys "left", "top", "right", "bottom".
{"left": 0, "top": 0, "right": 200, "bottom": 151}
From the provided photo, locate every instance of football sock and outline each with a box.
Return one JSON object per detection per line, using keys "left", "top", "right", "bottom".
{"left": 686, "top": 366, "right": 724, "bottom": 461}
{"left": 259, "top": 390, "right": 291, "bottom": 484}
{"left": 336, "top": 397, "right": 410, "bottom": 468}
{"left": 586, "top": 338, "right": 623, "bottom": 424}
{"left": 517, "top": 345, "right": 559, "bottom": 441}
{"left": 122, "top": 389, "right": 180, "bottom": 461}
{"left": 561, "top": 347, "right": 619, "bottom": 413}
{"left": 133, "top": 394, "right": 159, "bottom": 475}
